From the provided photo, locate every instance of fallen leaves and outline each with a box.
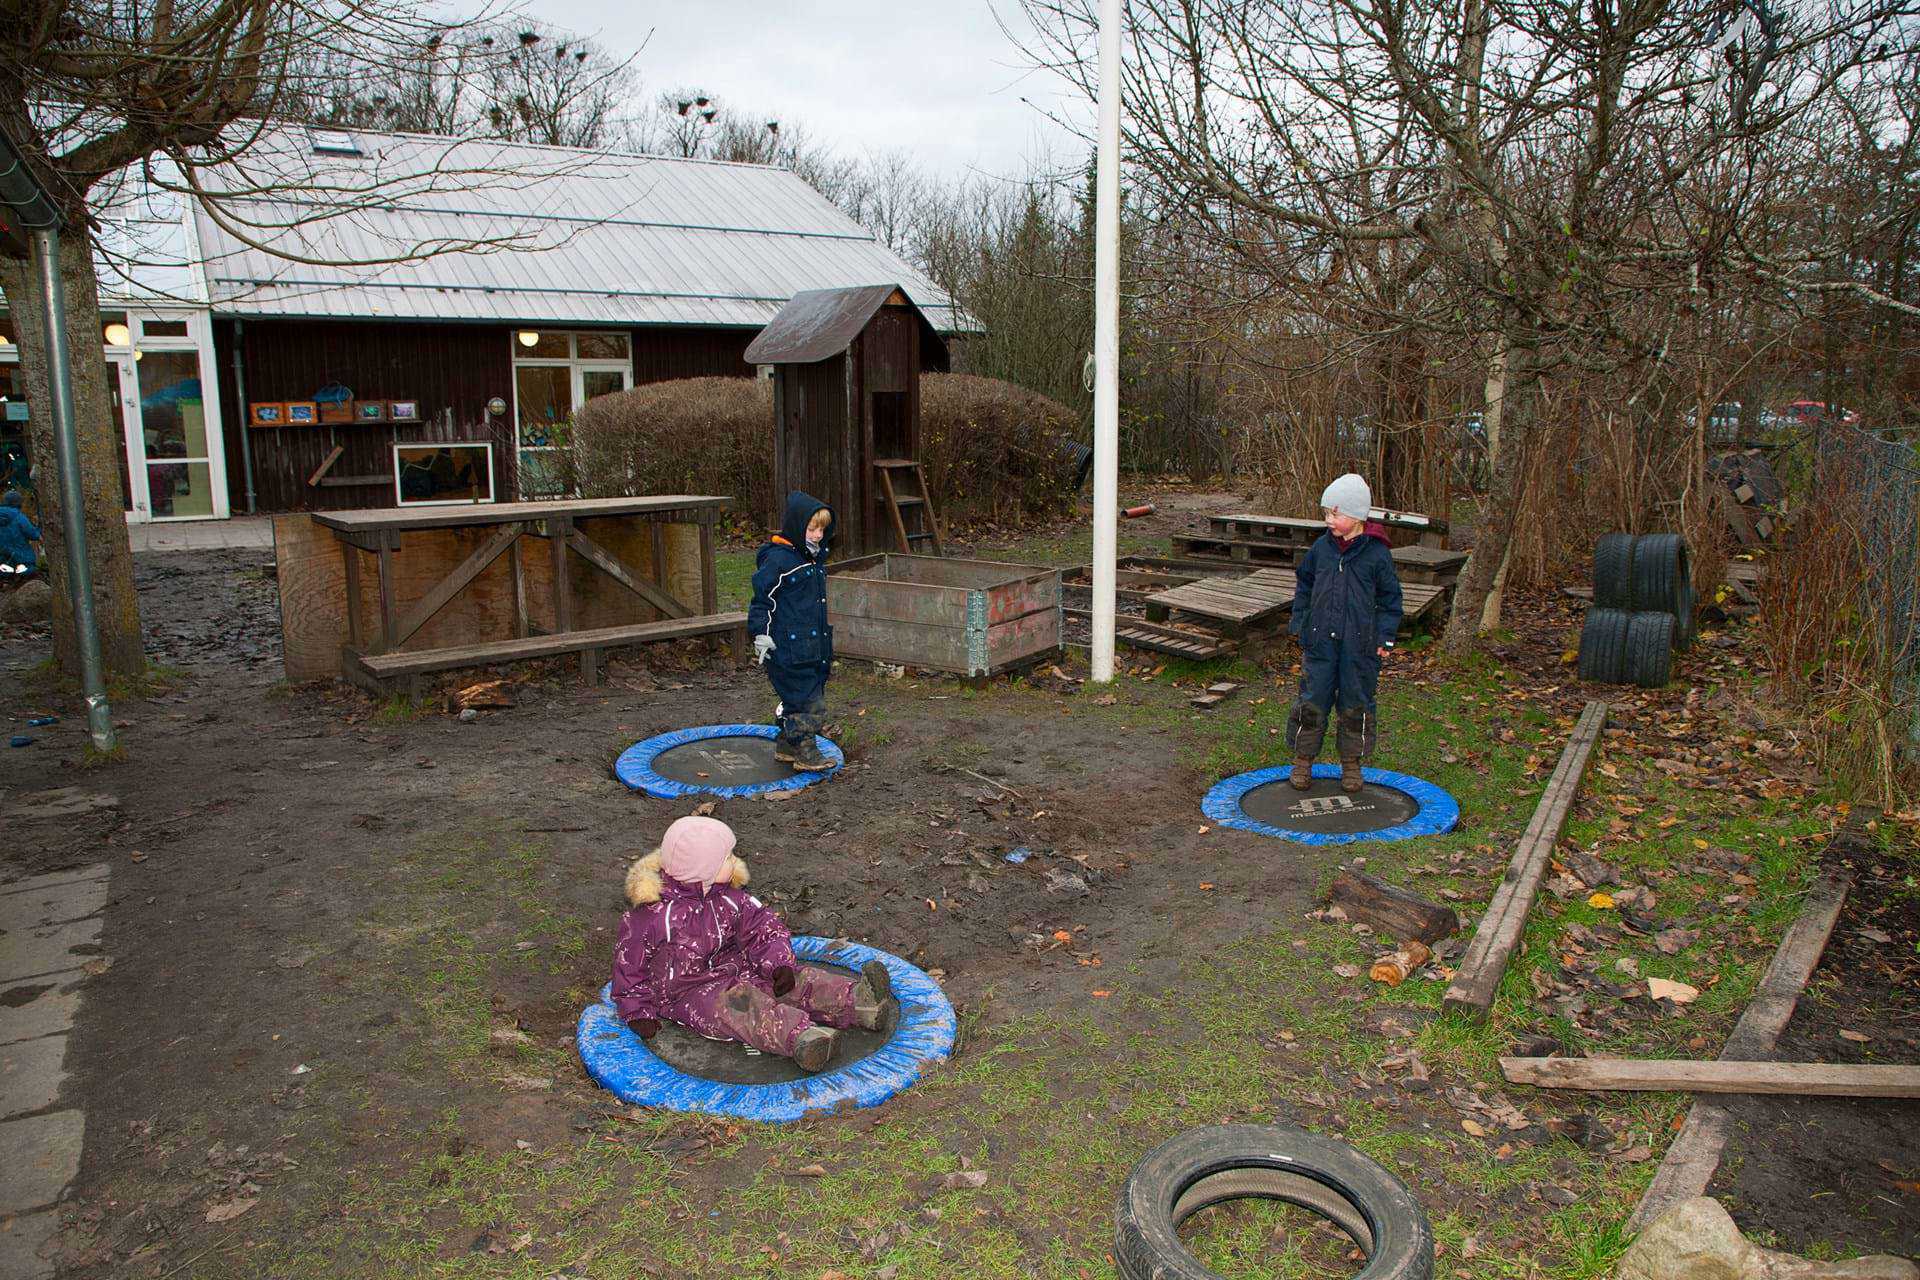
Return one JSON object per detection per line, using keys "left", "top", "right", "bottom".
{"left": 938, "top": 1170, "right": 989, "bottom": 1191}
{"left": 204, "top": 1198, "right": 256, "bottom": 1224}
{"left": 1839, "top": 1029, "right": 1872, "bottom": 1043}
{"left": 1587, "top": 892, "right": 1616, "bottom": 910}
{"left": 1646, "top": 977, "right": 1700, "bottom": 1005}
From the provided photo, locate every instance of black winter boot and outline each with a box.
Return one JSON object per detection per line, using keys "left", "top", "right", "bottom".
{"left": 773, "top": 716, "right": 808, "bottom": 764}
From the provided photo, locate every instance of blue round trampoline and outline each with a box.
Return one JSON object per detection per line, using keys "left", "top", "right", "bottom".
{"left": 577, "top": 936, "right": 956, "bottom": 1122}
{"left": 614, "top": 723, "right": 842, "bottom": 799}
{"left": 1203, "top": 763, "right": 1459, "bottom": 845}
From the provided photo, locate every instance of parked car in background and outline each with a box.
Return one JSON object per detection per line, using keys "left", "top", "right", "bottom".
{"left": 1782, "top": 399, "right": 1861, "bottom": 426}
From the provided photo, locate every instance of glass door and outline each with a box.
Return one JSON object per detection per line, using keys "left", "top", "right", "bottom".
{"left": 129, "top": 349, "right": 216, "bottom": 518}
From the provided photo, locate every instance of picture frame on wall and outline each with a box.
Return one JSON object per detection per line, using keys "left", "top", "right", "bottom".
{"left": 286, "top": 401, "right": 319, "bottom": 424}
{"left": 356, "top": 400, "right": 389, "bottom": 423}
{"left": 387, "top": 399, "right": 420, "bottom": 422}
{"left": 249, "top": 402, "right": 286, "bottom": 427}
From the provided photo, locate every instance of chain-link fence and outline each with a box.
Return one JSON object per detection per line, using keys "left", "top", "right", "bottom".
{"left": 1813, "top": 419, "right": 1920, "bottom": 755}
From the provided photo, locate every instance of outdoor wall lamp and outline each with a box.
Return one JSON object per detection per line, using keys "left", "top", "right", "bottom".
{"left": 103, "top": 322, "right": 130, "bottom": 345}
{"left": 516, "top": 329, "right": 541, "bottom": 347}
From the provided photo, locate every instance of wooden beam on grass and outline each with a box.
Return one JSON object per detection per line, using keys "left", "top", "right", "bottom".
{"left": 1328, "top": 869, "right": 1459, "bottom": 945}
{"left": 1442, "top": 699, "right": 1609, "bottom": 1019}
{"left": 1500, "top": 1057, "right": 1917, "bottom": 1099}
{"left": 1625, "top": 867, "right": 1853, "bottom": 1233}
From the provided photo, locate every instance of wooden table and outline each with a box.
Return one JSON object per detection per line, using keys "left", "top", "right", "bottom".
{"left": 275, "top": 496, "right": 744, "bottom": 693}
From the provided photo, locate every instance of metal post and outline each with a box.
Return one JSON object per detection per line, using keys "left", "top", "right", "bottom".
{"left": 30, "top": 226, "right": 117, "bottom": 752}
{"left": 232, "top": 318, "right": 257, "bottom": 514}
{"left": 1090, "top": 0, "right": 1123, "bottom": 683}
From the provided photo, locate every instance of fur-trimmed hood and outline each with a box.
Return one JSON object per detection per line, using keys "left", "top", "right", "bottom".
{"left": 624, "top": 848, "right": 751, "bottom": 906}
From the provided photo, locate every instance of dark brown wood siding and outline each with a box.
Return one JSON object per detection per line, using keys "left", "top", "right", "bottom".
{"left": 214, "top": 319, "right": 514, "bottom": 513}
{"left": 772, "top": 354, "right": 855, "bottom": 545}
{"left": 217, "top": 320, "right": 762, "bottom": 513}
{"left": 633, "top": 328, "right": 756, "bottom": 384}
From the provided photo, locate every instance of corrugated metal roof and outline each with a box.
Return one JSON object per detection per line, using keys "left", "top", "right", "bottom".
{"left": 188, "top": 127, "right": 968, "bottom": 332}
{"left": 89, "top": 162, "right": 203, "bottom": 306}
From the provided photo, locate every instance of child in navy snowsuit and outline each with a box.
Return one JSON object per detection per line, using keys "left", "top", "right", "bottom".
{"left": 748, "top": 492, "right": 836, "bottom": 771}
{"left": 1287, "top": 473, "right": 1404, "bottom": 794}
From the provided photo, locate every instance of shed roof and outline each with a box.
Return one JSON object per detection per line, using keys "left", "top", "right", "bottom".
{"left": 742, "top": 285, "right": 946, "bottom": 364}
{"left": 186, "top": 127, "right": 967, "bottom": 333}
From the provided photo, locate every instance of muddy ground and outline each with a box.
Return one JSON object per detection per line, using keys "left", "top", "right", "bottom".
{"left": 1, "top": 493, "right": 1916, "bottom": 1278}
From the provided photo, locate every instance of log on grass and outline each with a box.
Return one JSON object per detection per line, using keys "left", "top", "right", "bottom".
{"left": 1500, "top": 1057, "right": 1919, "bottom": 1099}
{"left": 1443, "top": 699, "right": 1609, "bottom": 1019}
{"left": 1328, "top": 870, "right": 1459, "bottom": 945}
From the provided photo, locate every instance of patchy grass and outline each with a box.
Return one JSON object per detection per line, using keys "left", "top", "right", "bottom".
{"left": 173, "top": 634, "right": 1854, "bottom": 1280}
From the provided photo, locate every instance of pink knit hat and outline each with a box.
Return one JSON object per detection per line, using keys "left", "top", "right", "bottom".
{"left": 658, "top": 815, "right": 737, "bottom": 887}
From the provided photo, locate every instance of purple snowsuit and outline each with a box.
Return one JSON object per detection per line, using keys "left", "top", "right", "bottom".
{"left": 611, "top": 851, "right": 856, "bottom": 1058}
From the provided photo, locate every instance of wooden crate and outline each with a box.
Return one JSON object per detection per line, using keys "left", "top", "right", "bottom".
{"left": 829, "top": 554, "right": 1062, "bottom": 677}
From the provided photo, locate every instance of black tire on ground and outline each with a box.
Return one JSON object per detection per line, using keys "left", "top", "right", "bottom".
{"left": 1578, "top": 607, "right": 1632, "bottom": 684}
{"left": 1593, "top": 533, "right": 1636, "bottom": 608}
{"left": 1065, "top": 442, "right": 1095, "bottom": 491}
{"left": 1115, "top": 1124, "right": 1434, "bottom": 1280}
{"left": 1630, "top": 533, "right": 1689, "bottom": 615}
{"left": 1673, "top": 576, "right": 1698, "bottom": 650}
{"left": 1626, "top": 611, "right": 1676, "bottom": 687}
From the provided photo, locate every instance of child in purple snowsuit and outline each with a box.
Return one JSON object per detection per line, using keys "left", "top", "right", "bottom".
{"left": 611, "top": 816, "right": 897, "bottom": 1072}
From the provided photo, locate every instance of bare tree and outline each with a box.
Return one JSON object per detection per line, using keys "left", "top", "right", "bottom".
{"left": 0, "top": 0, "right": 598, "bottom": 678}
{"left": 1020, "top": 0, "right": 1917, "bottom": 655}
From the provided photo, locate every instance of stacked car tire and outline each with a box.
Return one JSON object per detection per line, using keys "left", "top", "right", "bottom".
{"left": 1579, "top": 533, "right": 1692, "bottom": 687}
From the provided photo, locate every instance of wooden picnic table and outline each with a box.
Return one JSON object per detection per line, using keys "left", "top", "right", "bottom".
{"left": 275, "top": 496, "right": 745, "bottom": 694}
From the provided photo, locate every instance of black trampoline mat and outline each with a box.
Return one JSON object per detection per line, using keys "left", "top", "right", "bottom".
{"left": 1239, "top": 777, "right": 1421, "bottom": 834}
{"left": 651, "top": 736, "right": 798, "bottom": 787}
{"left": 647, "top": 969, "right": 890, "bottom": 1085}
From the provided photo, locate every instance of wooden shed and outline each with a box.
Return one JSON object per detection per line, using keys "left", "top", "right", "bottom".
{"left": 743, "top": 285, "right": 951, "bottom": 560}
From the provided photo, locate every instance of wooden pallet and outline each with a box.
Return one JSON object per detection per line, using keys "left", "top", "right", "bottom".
{"left": 1146, "top": 566, "right": 1298, "bottom": 636}
{"left": 1207, "top": 513, "right": 1324, "bottom": 544}
{"left": 1062, "top": 606, "right": 1237, "bottom": 659}
{"left": 1172, "top": 533, "right": 1305, "bottom": 566}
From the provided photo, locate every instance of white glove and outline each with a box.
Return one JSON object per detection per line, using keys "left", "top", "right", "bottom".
{"left": 753, "top": 634, "right": 776, "bottom": 665}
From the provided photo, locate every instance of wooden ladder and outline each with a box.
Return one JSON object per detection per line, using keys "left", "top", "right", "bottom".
{"left": 875, "top": 459, "right": 944, "bottom": 556}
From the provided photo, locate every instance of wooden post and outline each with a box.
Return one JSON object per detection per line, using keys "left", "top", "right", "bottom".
{"left": 1443, "top": 700, "right": 1608, "bottom": 1018}
{"left": 699, "top": 512, "right": 718, "bottom": 615}
{"left": 375, "top": 533, "right": 400, "bottom": 654}
{"left": 548, "top": 514, "right": 591, "bottom": 683}
{"left": 509, "top": 536, "right": 528, "bottom": 639}
{"left": 1500, "top": 1057, "right": 1919, "bottom": 1099}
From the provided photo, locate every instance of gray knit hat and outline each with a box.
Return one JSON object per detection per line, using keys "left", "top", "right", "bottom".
{"left": 1, "top": 490, "right": 21, "bottom": 508}
{"left": 1319, "top": 473, "right": 1372, "bottom": 523}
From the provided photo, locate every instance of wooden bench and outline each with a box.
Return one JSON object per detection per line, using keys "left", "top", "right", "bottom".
{"left": 348, "top": 612, "right": 747, "bottom": 696}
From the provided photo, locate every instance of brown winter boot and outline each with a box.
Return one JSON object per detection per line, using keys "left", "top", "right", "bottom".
{"left": 852, "top": 960, "right": 898, "bottom": 1032}
{"left": 1290, "top": 758, "right": 1314, "bottom": 791}
{"left": 1340, "top": 759, "right": 1364, "bottom": 794}
{"left": 792, "top": 1026, "right": 838, "bottom": 1073}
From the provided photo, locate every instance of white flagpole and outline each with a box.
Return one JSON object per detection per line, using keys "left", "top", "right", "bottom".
{"left": 1090, "top": 0, "right": 1123, "bottom": 682}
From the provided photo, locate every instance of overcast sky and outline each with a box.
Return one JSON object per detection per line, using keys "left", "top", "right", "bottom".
{"left": 527, "top": 0, "right": 1089, "bottom": 181}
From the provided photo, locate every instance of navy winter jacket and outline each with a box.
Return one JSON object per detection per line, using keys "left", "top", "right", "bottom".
{"left": 748, "top": 492, "right": 835, "bottom": 686}
{"left": 1290, "top": 531, "right": 1404, "bottom": 652}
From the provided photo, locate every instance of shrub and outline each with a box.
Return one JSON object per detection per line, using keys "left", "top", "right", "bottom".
{"left": 564, "top": 373, "right": 1081, "bottom": 533}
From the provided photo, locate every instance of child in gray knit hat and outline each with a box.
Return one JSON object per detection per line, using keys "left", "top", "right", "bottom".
{"left": 1285, "top": 473, "right": 1404, "bottom": 793}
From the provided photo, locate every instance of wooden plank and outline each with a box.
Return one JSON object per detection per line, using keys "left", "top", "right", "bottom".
{"left": 983, "top": 606, "right": 1065, "bottom": 672}
{"left": 565, "top": 528, "right": 692, "bottom": 621}
{"left": 1443, "top": 700, "right": 1609, "bottom": 1019}
{"left": 342, "top": 540, "right": 364, "bottom": 650}
{"left": 509, "top": 537, "right": 529, "bottom": 639}
{"left": 1627, "top": 869, "right": 1852, "bottom": 1233}
{"left": 699, "top": 513, "right": 718, "bottom": 615}
{"left": 358, "top": 613, "right": 748, "bottom": 678}
{"left": 307, "top": 444, "right": 346, "bottom": 488}
{"left": 273, "top": 514, "right": 349, "bottom": 682}
{"left": 829, "top": 573, "right": 969, "bottom": 628}
{"left": 1500, "top": 1058, "right": 1916, "bottom": 1098}
{"left": 391, "top": 522, "right": 523, "bottom": 650}
{"left": 376, "top": 540, "right": 399, "bottom": 653}
{"left": 548, "top": 514, "right": 584, "bottom": 681}
{"left": 830, "top": 611, "right": 972, "bottom": 671}
{"left": 313, "top": 495, "right": 730, "bottom": 534}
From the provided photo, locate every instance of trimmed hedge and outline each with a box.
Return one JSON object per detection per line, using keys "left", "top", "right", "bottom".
{"left": 565, "top": 373, "right": 1080, "bottom": 531}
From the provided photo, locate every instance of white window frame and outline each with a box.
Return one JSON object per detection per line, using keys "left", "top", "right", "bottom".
{"left": 393, "top": 441, "right": 496, "bottom": 507}
{"left": 509, "top": 330, "right": 632, "bottom": 498}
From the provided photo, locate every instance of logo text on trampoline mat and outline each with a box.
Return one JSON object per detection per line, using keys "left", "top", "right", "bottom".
{"left": 695, "top": 748, "right": 759, "bottom": 775}
{"left": 1289, "top": 795, "right": 1382, "bottom": 819}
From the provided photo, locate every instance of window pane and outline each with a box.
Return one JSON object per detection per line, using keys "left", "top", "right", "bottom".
{"left": 141, "top": 318, "right": 189, "bottom": 338}
{"left": 515, "top": 365, "right": 571, "bottom": 447}
{"left": 517, "top": 448, "right": 565, "bottom": 498}
{"left": 397, "top": 445, "right": 493, "bottom": 505}
{"left": 514, "top": 330, "right": 569, "bottom": 359}
{"left": 575, "top": 332, "right": 630, "bottom": 360}
{"left": 146, "top": 460, "right": 214, "bottom": 518}
{"left": 136, "top": 350, "right": 208, "bottom": 458}
{"left": 582, "top": 369, "right": 626, "bottom": 402}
